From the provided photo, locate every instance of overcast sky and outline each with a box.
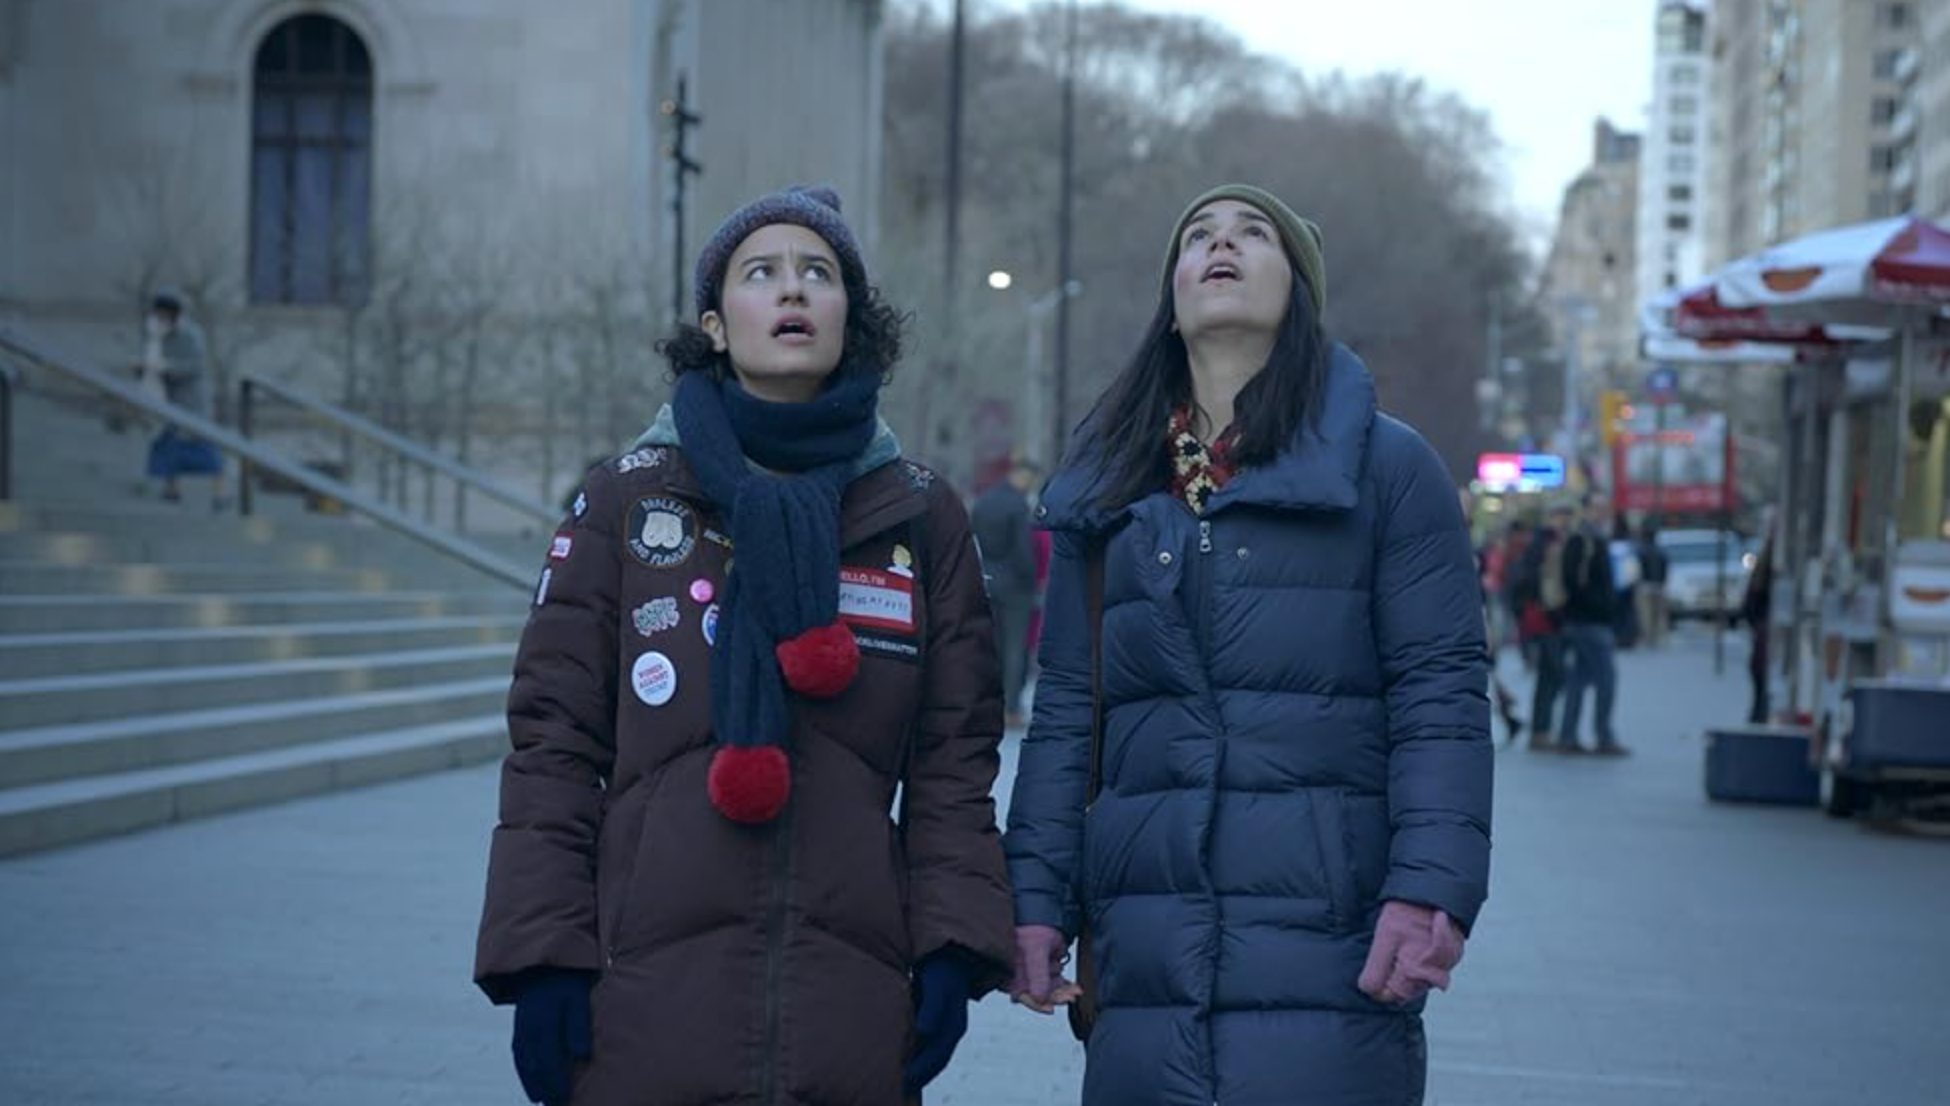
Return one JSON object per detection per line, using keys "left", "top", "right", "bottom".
{"left": 964, "top": 0, "right": 1657, "bottom": 246}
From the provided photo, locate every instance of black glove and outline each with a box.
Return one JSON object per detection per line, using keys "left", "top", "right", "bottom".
{"left": 511, "top": 969, "right": 594, "bottom": 1105}
{"left": 903, "top": 948, "right": 976, "bottom": 1096}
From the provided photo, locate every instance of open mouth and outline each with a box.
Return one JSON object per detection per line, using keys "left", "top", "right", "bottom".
{"left": 1201, "top": 263, "right": 1241, "bottom": 283}
{"left": 771, "top": 316, "right": 816, "bottom": 339}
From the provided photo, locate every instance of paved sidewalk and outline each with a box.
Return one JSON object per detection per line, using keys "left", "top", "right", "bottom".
{"left": 2, "top": 627, "right": 1944, "bottom": 1104}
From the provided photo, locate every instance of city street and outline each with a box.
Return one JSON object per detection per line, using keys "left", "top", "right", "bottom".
{"left": 1, "top": 626, "right": 1944, "bottom": 1106}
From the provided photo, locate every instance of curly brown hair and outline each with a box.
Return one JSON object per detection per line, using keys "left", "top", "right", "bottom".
{"left": 656, "top": 279, "right": 908, "bottom": 386}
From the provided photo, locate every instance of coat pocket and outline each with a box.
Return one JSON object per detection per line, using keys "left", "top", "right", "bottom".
{"left": 598, "top": 771, "right": 665, "bottom": 960}
{"left": 1306, "top": 788, "right": 1362, "bottom": 932}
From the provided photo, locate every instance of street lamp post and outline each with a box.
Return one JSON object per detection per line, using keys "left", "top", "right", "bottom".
{"left": 990, "top": 273, "right": 1082, "bottom": 467}
{"left": 1555, "top": 294, "right": 1597, "bottom": 463}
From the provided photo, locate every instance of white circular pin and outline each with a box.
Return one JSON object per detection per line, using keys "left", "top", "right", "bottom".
{"left": 631, "top": 651, "right": 677, "bottom": 707}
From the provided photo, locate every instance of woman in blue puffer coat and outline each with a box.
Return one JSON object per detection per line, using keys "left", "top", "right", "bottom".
{"left": 1004, "top": 183, "right": 1493, "bottom": 1106}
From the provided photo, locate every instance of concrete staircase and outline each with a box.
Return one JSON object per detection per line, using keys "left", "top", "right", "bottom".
{"left": 0, "top": 384, "right": 536, "bottom": 855}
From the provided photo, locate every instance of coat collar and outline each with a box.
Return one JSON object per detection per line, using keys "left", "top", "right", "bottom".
{"left": 625, "top": 431, "right": 926, "bottom": 551}
{"left": 634, "top": 402, "right": 903, "bottom": 480}
{"left": 1038, "top": 342, "right": 1376, "bottom": 532}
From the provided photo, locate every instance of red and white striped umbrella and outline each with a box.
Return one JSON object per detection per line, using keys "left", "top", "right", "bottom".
{"left": 1644, "top": 281, "right": 1883, "bottom": 358}
{"left": 1715, "top": 215, "right": 1950, "bottom": 326}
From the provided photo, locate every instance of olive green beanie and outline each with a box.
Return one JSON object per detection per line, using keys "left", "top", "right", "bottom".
{"left": 1161, "top": 183, "right": 1326, "bottom": 318}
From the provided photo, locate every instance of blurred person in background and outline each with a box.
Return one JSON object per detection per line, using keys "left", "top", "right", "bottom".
{"left": 1741, "top": 518, "right": 1777, "bottom": 724}
{"left": 972, "top": 456, "right": 1043, "bottom": 726}
{"left": 1465, "top": 498, "right": 1525, "bottom": 744}
{"left": 1511, "top": 503, "right": 1575, "bottom": 751}
{"left": 1607, "top": 513, "right": 1642, "bottom": 649}
{"left": 1634, "top": 521, "right": 1670, "bottom": 649}
{"left": 135, "top": 292, "right": 227, "bottom": 507}
{"left": 1005, "top": 183, "right": 1490, "bottom": 1106}
{"left": 1559, "top": 493, "right": 1628, "bottom": 755}
{"left": 474, "top": 186, "right": 1014, "bottom": 1106}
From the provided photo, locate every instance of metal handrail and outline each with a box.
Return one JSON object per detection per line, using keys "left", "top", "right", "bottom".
{"left": 0, "top": 325, "right": 534, "bottom": 590}
{"left": 0, "top": 359, "right": 14, "bottom": 501}
{"left": 236, "top": 371, "right": 558, "bottom": 526}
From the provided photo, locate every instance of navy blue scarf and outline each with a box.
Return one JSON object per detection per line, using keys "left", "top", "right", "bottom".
{"left": 672, "top": 368, "right": 879, "bottom": 781}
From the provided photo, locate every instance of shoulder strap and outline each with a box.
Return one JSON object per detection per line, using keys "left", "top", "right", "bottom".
{"left": 1085, "top": 539, "right": 1106, "bottom": 806}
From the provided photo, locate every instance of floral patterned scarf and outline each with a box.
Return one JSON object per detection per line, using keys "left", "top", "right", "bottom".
{"left": 1167, "top": 404, "right": 1240, "bottom": 515}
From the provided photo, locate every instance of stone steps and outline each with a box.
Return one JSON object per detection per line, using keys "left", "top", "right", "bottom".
{"left": 0, "top": 373, "right": 533, "bottom": 854}
{"left": 0, "top": 715, "right": 509, "bottom": 857}
{"left": 0, "top": 677, "right": 512, "bottom": 793}
{"left": 0, "top": 642, "right": 516, "bottom": 728}
{"left": 0, "top": 615, "right": 525, "bottom": 678}
{"left": 0, "top": 591, "right": 522, "bottom": 633}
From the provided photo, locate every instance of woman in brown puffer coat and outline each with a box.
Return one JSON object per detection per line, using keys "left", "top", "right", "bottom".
{"left": 474, "top": 186, "right": 1015, "bottom": 1106}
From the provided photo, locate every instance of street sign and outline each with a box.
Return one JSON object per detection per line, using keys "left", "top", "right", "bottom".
{"left": 1476, "top": 452, "right": 1567, "bottom": 494}
{"left": 1646, "top": 366, "right": 1679, "bottom": 404}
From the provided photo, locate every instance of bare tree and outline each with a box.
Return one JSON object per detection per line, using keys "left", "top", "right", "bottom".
{"left": 95, "top": 145, "right": 274, "bottom": 424}
{"left": 882, "top": 1, "right": 1552, "bottom": 482}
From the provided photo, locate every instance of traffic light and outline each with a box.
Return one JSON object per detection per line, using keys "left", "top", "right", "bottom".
{"left": 1599, "top": 389, "right": 1628, "bottom": 448}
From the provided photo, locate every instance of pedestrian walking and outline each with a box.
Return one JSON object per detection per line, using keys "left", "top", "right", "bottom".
{"left": 971, "top": 457, "right": 1042, "bottom": 726}
{"left": 135, "top": 291, "right": 227, "bottom": 506}
{"left": 1741, "top": 526, "right": 1775, "bottom": 723}
{"left": 1464, "top": 500, "right": 1524, "bottom": 745}
{"left": 1511, "top": 503, "right": 1574, "bottom": 751}
{"left": 474, "top": 186, "right": 1015, "bottom": 1106}
{"left": 1498, "top": 519, "right": 1535, "bottom": 669}
{"left": 1635, "top": 521, "right": 1671, "bottom": 649}
{"left": 1559, "top": 493, "right": 1629, "bottom": 755}
{"left": 1003, "top": 183, "right": 1491, "bottom": 1106}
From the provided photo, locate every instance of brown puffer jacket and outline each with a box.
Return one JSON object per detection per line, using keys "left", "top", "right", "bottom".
{"left": 474, "top": 446, "right": 1015, "bottom": 1106}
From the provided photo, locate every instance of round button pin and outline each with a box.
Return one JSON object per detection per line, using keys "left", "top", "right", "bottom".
{"left": 631, "top": 651, "right": 677, "bottom": 707}
{"left": 690, "top": 578, "right": 715, "bottom": 604}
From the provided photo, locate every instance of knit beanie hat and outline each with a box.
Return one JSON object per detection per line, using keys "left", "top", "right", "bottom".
{"left": 693, "top": 185, "right": 868, "bottom": 317}
{"left": 1160, "top": 184, "right": 1326, "bottom": 318}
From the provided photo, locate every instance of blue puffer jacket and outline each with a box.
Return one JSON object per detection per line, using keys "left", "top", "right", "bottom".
{"left": 1005, "top": 346, "right": 1492, "bottom": 1106}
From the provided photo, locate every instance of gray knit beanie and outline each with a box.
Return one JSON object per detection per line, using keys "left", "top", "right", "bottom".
{"left": 692, "top": 185, "right": 867, "bottom": 318}
{"left": 1161, "top": 183, "right": 1326, "bottom": 318}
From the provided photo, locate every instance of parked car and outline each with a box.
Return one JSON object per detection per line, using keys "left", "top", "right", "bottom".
{"left": 1657, "top": 528, "right": 1755, "bottom": 622}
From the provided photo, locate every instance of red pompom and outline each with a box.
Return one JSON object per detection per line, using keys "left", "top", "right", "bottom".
{"left": 775, "top": 621, "right": 859, "bottom": 698}
{"left": 707, "top": 745, "right": 792, "bottom": 824}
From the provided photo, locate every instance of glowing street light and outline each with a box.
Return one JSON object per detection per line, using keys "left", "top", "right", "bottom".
{"left": 987, "top": 270, "right": 1014, "bottom": 291}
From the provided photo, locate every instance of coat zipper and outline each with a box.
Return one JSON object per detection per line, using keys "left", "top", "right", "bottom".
{"left": 757, "top": 795, "right": 795, "bottom": 1106}
{"left": 1191, "top": 514, "right": 1226, "bottom": 1099}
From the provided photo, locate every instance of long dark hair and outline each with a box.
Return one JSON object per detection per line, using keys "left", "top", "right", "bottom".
{"left": 1074, "top": 267, "right": 1328, "bottom": 513}
{"left": 655, "top": 274, "right": 908, "bottom": 386}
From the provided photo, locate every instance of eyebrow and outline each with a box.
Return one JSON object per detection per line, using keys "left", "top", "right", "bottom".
{"left": 738, "top": 249, "right": 838, "bottom": 269}
{"left": 1186, "top": 210, "right": 1274, "bottom": 228}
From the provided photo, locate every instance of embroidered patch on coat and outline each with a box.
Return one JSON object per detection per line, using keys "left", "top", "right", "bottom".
{"left": 901, "top": 460, "right": 936, "bottom": 492}
{"left": 626, "top": 497, "right": 697, "bottom": 568}
{"left": 616, "top": 447, "right": 666, "bottom": 475}
{"left": 632, "top": 598, "right": 681, "bottom": 637}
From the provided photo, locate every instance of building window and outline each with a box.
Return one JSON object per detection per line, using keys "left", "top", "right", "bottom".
{"left": 250, "top": 14, "right": 373, "bottom": 306}
{"left": 1877, "top": 3, "right": 1911, "bottom": 30}
{"left": 1683, "top": 19, "right": 1705, "bottom": 53}
{"left": 1872, "top": 49, "right": 1901, "bottom": 79}
{"left": 1869, "top": 192, "right": 1896, "bottom": 218}
{"left": 1670, "top": 126, "right": 1697, "bottom": 145}
{"left": 1669, "top": 184, "right": 1694, "bottom": 202}
{"left": 1671, "top": 95, "right": 1699, "bottom": 116}
{"left": 1668, "top": 214, "right": 1692, "bottom": 231}
{"left": 1871, "top": 144, "right": 1900, "bottom": 172}
{"left": 1669, "top": 153, "right": 1696, "bottom": 174}
{"left": 1873, "top": 96, "right": 1899, "bottom": 125}
{"left": 1671, "top": 65, "right": 1700, "bottom": 86}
